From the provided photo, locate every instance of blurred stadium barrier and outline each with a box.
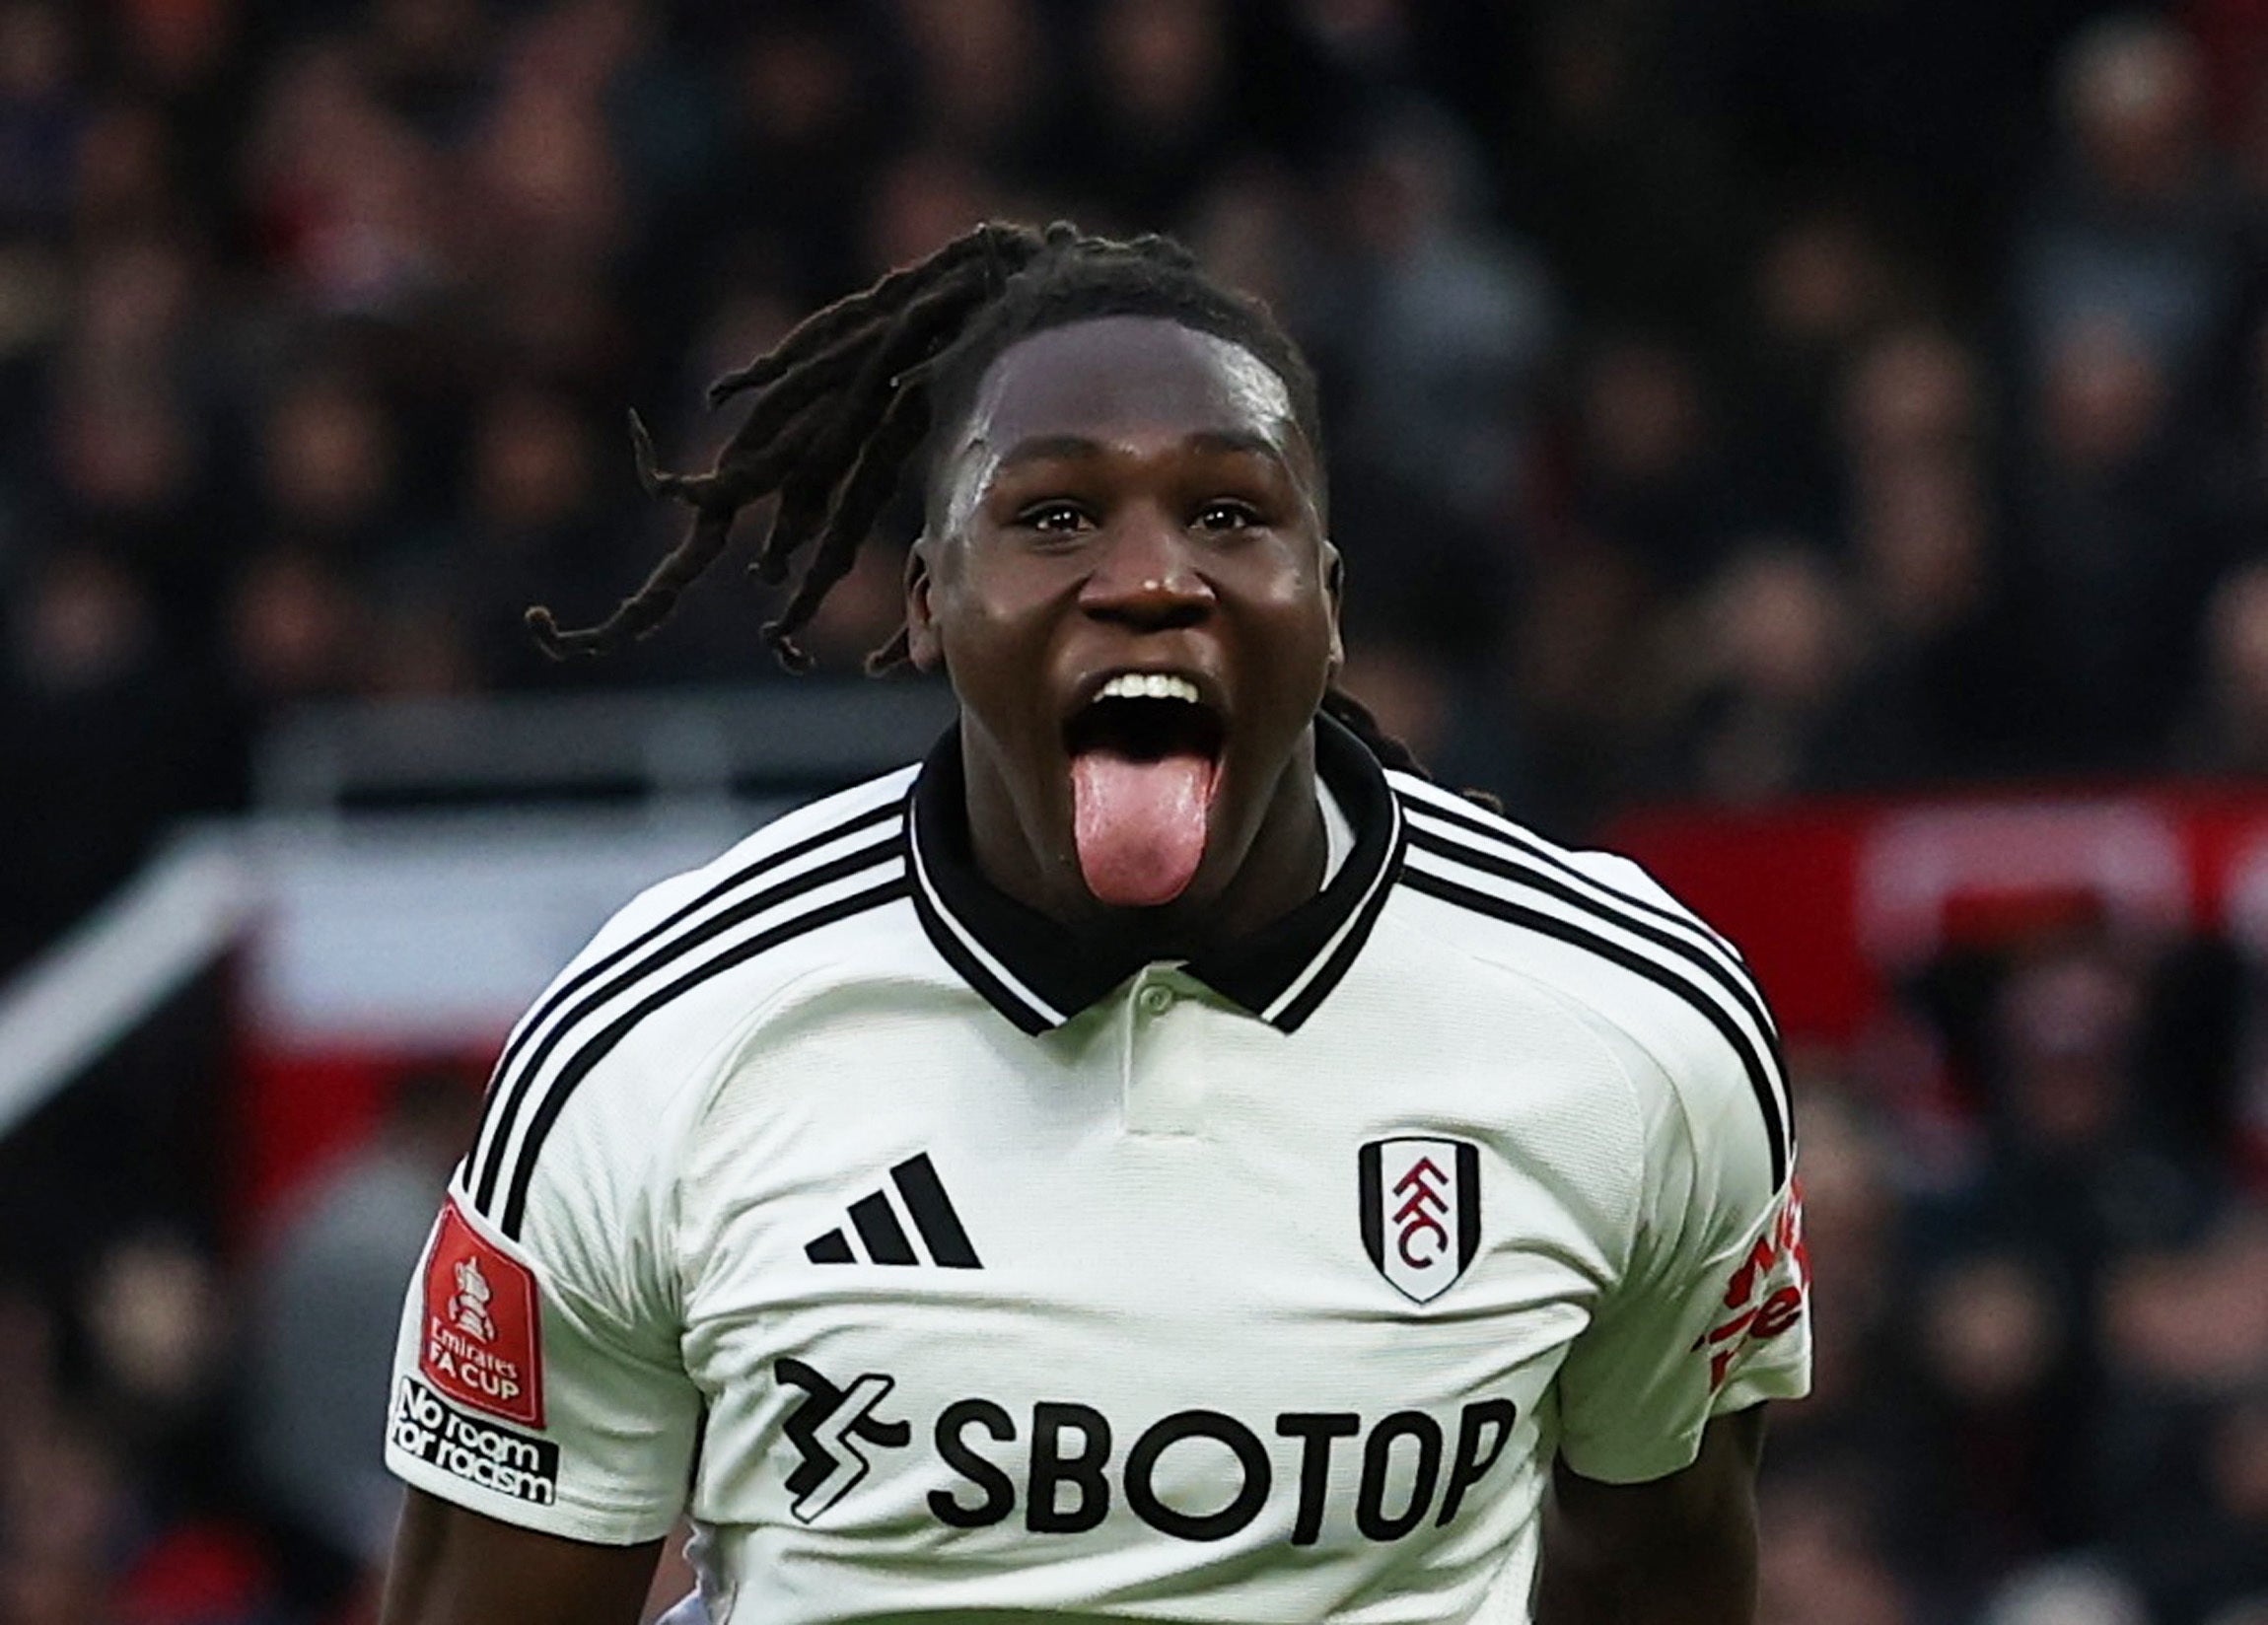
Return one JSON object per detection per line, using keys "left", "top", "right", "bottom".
{"left": 0, "top": 837, "right": 249, "bottom": 1143}
{"left": 0, "top": 685, "right": 950, "bottom": 1225}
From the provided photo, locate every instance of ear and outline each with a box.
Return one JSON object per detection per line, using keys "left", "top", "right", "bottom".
{"left": 904, "top": 534, "right": 945, "bottom": 671}
{"left": 1323, "top": 540, "right": 1346, "bottom": 674}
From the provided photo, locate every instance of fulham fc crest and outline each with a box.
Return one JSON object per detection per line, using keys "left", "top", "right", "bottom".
{"left": 1360, "top": 1137, "right": 1481, "bottom": 1304}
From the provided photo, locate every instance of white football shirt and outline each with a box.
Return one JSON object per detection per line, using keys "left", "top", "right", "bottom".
{"left": 386, "top": 716, "right": 1810, "bottom": 1622}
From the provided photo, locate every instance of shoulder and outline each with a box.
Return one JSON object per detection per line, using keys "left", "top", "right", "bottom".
{"left": 1385, "top": 772, "right": 1792, "bottom": 1191}
{"left": 457, "top": 765, "right": 920, "bottom": 1242}
{"left": 627, "top": 763, "right": 917, "bottom": 945}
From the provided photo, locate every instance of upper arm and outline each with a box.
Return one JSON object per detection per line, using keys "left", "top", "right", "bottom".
{"left": 384, "top": 975, "right": 711, "bottom": 1551}
{"left": 383, "top": 1171, "right": 703, "bottom": 1542}
{"left": 1550, "top": 943, "right": 1810, "bottom": 1484}
{"left": 379, "top": 1179, "right": 697, "bottom": 1617}
{"left": 381, "top": 1488, "right": 664, "bottom": 1625}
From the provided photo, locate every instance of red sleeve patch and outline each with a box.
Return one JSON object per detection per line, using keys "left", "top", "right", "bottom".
{"left": 1691, "top": 1178, "right": 1810, "bottom": 1388}
{"left": 420, "top": 1197, "right": 545, "bottom": 1428}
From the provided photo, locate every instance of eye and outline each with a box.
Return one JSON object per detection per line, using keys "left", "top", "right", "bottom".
{"left": 1015, "top": 500, "right": 1095, "bottom": 533}
{"left": 1195, "top": 499, "right": 1263, "bottom": 531}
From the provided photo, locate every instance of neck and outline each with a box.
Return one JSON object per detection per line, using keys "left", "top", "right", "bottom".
{"left": 961, "top": 728, "right": 1328, "bottom": 958}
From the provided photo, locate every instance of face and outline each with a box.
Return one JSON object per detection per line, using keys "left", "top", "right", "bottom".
{"left": 907, "top": 315, "right": 1340, "bottom": 924}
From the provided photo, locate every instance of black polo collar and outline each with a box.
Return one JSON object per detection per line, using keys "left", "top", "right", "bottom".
{"left": 907, "top": 713, "right": 1406, "bottom": 1034}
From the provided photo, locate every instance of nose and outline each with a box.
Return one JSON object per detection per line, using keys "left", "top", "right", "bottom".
{"left": 1077, "top": 507, "right": 1216, "bottom": 630}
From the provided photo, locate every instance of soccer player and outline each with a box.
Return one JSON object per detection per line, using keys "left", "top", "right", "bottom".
{"left": 379, "top": 223, "right": 1809, "bottom": 1625}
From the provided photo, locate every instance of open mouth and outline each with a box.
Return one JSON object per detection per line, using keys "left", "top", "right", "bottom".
{"left": 1063, "top": 673, "right": 1226, "bottom": 909}
{"left": 1064, "top": 672, "right": 1227, "bottom": 761}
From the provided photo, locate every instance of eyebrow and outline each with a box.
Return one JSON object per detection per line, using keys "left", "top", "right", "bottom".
{"left": 993, "top": 428, "right": 1290, "bottom": 471}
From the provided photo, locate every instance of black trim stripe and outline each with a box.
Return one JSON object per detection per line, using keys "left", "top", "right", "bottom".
{"left": 498, "top": 878, "right": 909, "bottom": 1236}
{"left": 905, "top": 811, "right": 1057, "bottom": 1035}
{"left": 470, "top": 812, "right": 902, "bottom": 1212}
{"left": 848, "top": 1192, "right": 917, "bottom": 1265}
{"left": 1358, "top": 1143, "right": 1384, "bottom": 1270}
{"left": 1404, "top": 821, "right": 1785, "bottom": 1071}
{"left": 889, "top": 1153, "right": 981, "bottom": 1268}
{"left": 1454, "top": 1141, "right": 1481, "bottom": 1272}
{"left": 1401, "top": 864, "right": 1790, "bottom": 1190}
{"left": 907, "top": 883, "right": 1052, "bottom": 1034}
{"left": 483, "top": 797, "right": 897, "bottom": 1099}
{"left": 1269, "top": 799, "right": 1408, "bottom": 1032}
{"left": 1398, "top": 793, "right": 1790, "bottom": 1154}
{"left": 1395, "top": 783, "right": 1745, "bottom": 964}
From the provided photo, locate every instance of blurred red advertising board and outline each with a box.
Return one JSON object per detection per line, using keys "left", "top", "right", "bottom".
{"left": 1607, "top": 786, "right": 2268, "bottom": 1044}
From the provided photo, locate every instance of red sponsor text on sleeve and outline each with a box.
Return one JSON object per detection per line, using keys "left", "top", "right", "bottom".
{"left": 1691, "top": 1179, "right": 1810, "bottom": 1388}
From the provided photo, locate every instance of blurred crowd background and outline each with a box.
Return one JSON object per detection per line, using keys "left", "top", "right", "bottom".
{"left": 1, "top": 0, "right": 2267, "bottom": 1622}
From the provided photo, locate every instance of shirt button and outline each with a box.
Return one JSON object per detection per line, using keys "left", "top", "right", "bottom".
{"left": 1137, "top": 985, "right": 1172, "bottom": 1016}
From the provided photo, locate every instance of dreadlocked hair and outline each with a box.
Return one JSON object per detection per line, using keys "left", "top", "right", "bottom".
{"left": 527, "top": 218, "right": 1491, "bottom": 808}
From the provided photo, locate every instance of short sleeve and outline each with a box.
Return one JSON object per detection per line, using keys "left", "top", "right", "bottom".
{"left": 384, "top": 1182, "right": 701, "bottom": 1543}
{"left": 1552, "top": 1034, "right": 1811, "bottom": 1485}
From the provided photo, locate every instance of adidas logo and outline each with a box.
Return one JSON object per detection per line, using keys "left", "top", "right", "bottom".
{"left": 806, "top": 1153, "right": 981, "bottom": 1269}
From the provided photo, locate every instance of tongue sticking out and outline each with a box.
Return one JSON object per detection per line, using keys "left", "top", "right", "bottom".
{"left": 1071, "top": 749, "right": 1217, "bottom": 908}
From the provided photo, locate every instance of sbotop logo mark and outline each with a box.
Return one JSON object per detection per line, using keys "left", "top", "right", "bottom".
{"left": 775, "top": 1358, "right": 913, "bottom": 1522}
{"left": 1358, "top": 1137, "right": 1481, "bottom": 1304}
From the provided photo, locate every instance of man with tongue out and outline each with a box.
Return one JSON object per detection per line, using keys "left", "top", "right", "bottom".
{"left": 383, "top": 225, "right": 1806, "bottom": 1625}
{"left": 908, "top": 302, "right": 1346, "bottom": 959}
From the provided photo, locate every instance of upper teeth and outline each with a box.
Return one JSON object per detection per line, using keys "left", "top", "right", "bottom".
{"left": 1099, "top": 672, "right": 1202, "bottom": 704}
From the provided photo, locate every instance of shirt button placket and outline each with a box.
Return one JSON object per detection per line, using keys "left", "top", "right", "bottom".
{"left": 1123, "top": 970, "right": 1204, "bottom": 1137}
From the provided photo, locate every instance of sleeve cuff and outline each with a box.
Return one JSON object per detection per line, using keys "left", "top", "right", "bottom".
{"left": 1713, "top": 1354, "right": 1812, "bottom": 1418}
{"left": 1555, "top": 1419, "right": 1709, "bottom": 1487}
{"left": 1558, "top": 1358, "right": 1811, "bottom": 1486}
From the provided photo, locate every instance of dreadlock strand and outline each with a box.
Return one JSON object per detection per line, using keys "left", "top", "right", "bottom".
{"left": 713, "top": 324, "right": 887, "bottom": 444}
{"left": 711, "top": 288, "right": 965, "bottom": 452}
{"left": 701, "top": 390, "right": 839, "bottom": 531}
{"left": 706, "top": 223, "right": 1041, "bottom": 406}
{"left": 624, "top": 409, "right": 732, "bottom": 511}
{"left": 1120, "top": 232, "right": 1198, "bottom": 271}
{"left": 751, "top": 471, "right": 833, "bottom": 586}
{"left": 528, "top": 505, "right": 737, "bottom": 660}
{"left": 763, "top": 381, "right": 933, "bottom": 659}
{"left": 784, "top": 258, "right": 1005, "bottom": 484}
{"left": 704, "top": 262, "right": 939, "bottom": 407}
{"left": 743, "top": 257, "right": 1007, "bottom": 591}
{"left": 721, "top": 258, "right": 993, "bottom": 489}
{"left": 864, "top": 624, "right": 912, "bottom": 674}
{"left": 625, "top": 409, "right": 809, "bottom": 550}
{"left": 760, "top": 622, "right": 815, "bottom": 674}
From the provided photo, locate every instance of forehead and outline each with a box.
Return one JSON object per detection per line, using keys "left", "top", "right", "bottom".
{"left": 956, "top": 316, "right": 1302, "bottom": 459}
